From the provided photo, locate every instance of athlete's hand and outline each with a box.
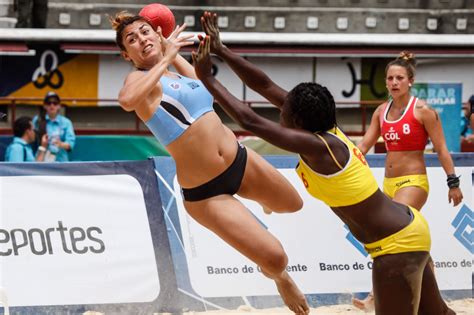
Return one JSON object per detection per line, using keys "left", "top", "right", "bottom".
{"left": 200, "top": 11, "right": 225, "bottom": 54}
{"left": 448, "top": 187, "right": 463, "bottom": 206}
{"left": 192, "top": 35, "right": 213, "bottom": 81}
{"left": 158, "top": 24, "right": 194, "bottom": 61}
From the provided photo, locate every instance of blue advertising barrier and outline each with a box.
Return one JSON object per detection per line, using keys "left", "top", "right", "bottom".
{"left": 412, "top": 83, "right": 463, "bottom": 152}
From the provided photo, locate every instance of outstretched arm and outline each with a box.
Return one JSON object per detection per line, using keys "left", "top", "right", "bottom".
{"left": 200, "top": 11, "right": 288, "bottom": 108}
{"left": 193, "top": 36, "right": 317, "bottom": 155}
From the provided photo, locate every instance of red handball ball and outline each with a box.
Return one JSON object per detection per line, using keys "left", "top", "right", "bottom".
{"left": 139, "top": 3, "right": 175, "bottom": 38}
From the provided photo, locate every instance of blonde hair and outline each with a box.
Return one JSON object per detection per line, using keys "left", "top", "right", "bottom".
{"left": 385, "top": 51, "right": 417, "bottom": 80}
{"left": 109, "top": 11, "right": 149, "bottom": 51}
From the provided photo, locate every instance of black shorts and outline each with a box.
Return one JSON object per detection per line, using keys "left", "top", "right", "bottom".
{"left": 182, "top": 143, "right": 247, "bottom": 202}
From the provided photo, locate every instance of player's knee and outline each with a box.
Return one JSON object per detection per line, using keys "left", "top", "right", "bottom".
{"left": 261, "top": 249, "right": 288, "bottom": 275}
{"left": 275, "top": 195, "right": 303, "bottom": 213}
{"left": 289, "top": 196, "right": 304, "bottom": 212}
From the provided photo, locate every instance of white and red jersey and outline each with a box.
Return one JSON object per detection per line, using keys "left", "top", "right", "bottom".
{"left": 379, "top": 96, "right": 428, "bottom": 151}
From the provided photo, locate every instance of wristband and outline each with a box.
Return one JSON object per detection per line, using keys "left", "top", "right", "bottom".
{"left": 38, "top": 146, "right": 46, "bottom": 152}
{"left": 446, "top": 174, "right": 460, "bottom": 189}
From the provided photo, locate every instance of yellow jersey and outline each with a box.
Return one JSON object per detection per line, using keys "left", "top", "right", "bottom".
{"left": 295, "top": 127, "right": 379, "bottom": 207}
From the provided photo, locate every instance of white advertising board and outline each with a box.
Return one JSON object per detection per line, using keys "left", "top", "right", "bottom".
{"left": 0, "top": 175, "right": 160, "bottom": 306}
{"left": 172, "top": 167, "right": 472, "bottom": 297}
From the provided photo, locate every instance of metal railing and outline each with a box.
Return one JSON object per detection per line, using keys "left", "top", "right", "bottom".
{"left": 5, "top": 96, "right": 468, "bottom": 136}
{"left": 0, "top": 97, "right": 148, "bottom": 135}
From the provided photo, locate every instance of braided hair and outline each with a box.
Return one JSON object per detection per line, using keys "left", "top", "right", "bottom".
{"left": 286, "top": 82, "right": 337, "bottom": 133}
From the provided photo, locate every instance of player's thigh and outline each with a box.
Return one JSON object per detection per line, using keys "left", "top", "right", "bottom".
{"left": 184, "top": 195, "right": 288, "bottom": 270}
{"left": 418, "top": 260, "right": 454, "bottom": 315}
{"left": 372, "top": 251, "right": 428, "bottom": 315}
{"left": 393, "top": 186, "right": 428, "bottom": 210}
{"left": 238, "top": 147, "right": 302, "bottom": 211}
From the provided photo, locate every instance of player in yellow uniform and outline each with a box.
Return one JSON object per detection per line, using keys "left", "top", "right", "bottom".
{"left": 192, "top": 12, "right": 455, "bottom": 315}
{"left": 295, "top": 126, "right": 431, "bottom": 259}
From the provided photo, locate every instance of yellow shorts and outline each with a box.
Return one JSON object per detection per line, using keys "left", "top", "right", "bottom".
{"left": 364, "top": 207, "right": 431, "bottom": 259}
{"left": 383, "top": 174, "right": 429, "bottom": 199}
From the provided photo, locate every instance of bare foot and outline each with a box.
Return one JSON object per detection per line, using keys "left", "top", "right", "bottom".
{"left": 275, "top": 273, "right": 310, "bottom": 315}
{"left": 352, "top": 292, "right": 375, "bottom": 312}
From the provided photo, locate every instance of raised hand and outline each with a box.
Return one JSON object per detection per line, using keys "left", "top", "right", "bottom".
{"left": 158, "top": 23, "right": 194, "bottom": 61}
{"left": 192, "top": 35, "right": 213, "bottom": 81}
{"left": 200, "top": 11, "right": 225, "bottom": 54}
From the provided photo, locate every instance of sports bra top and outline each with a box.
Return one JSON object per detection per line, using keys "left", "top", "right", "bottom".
{"left": 379, "top": 96, "right": 428, "bottom": 151}
{"left": 295, "top": 127, "right": 379, "bottom": 207}
{"left": 144, "top": 74, "right": 214, "bottom": 146}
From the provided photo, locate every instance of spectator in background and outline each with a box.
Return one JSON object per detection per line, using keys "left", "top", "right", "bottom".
{"left": 34, "top": 91, "right": 76, "bottom": 162}
{"left": 14, "top": 0, "right": 48, "bottom": 28}
{"left": 5, "top": 116, "right": 48, "bottom": 162}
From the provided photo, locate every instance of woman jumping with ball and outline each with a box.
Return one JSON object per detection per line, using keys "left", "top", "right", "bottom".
{"left": 110, "top": 10, "right": 309, "bottom": 315}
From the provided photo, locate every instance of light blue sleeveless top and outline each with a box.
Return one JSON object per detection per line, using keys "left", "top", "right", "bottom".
{"left": 145, "top": 75, "right": 214, "bottom": 146}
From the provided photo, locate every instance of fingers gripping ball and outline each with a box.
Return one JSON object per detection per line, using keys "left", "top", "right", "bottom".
{"left": 139, "top": 3, "right": 175, "bottom": 37}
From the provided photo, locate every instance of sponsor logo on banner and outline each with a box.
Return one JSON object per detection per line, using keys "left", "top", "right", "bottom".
{"left": 451, "top": 204, "right": 473, "bottom": 254}
{"left": 412, "top": 83, "right": 462, "bottom": 152}
{"left": 32, "top": 50, "right": 64, "bottom": 89}
{"left": 0, "top": 220, "right": 105, "bottom": 256}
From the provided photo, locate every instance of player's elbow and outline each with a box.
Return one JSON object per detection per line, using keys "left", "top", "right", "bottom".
{"left": 118, "top": 93, "right": 135, "bottom": 112}
{"left": 358, "top": 144, "right": 368, "bottom": 155}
